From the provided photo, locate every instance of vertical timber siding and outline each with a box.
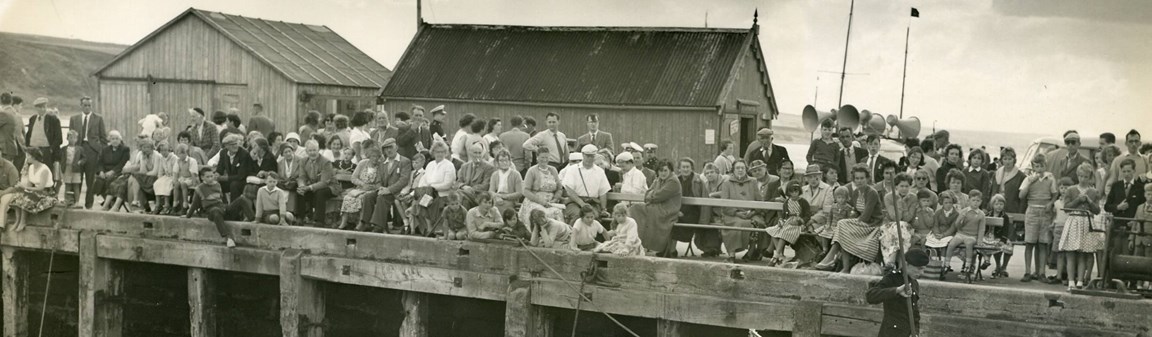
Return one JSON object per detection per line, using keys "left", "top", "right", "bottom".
{"left": 97, "top": 81, "right": 150, "bottom": 135}
{"left": 382, "top": 100, "right": 720, "bottom": 164}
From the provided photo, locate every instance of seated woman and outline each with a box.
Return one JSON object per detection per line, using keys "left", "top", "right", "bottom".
{"left": 411, "top": 141, "right": 456, "bottom": 236}
{"left": 395, "top": 151, "right": 429, "bottom": 234}
{"left": 631, "top": 160, "right": 683, "bottom": 257}
{"left": 0, "top": 149, "right": 58, "bottom": 231}
{"left": 488, "top": 150, "right": 523, "bottom": 212}
{"left": 338, "top": 139, "right": 382, "bottom": 230}
{"left": 518, "top": 147, "right": 565, "bottom": 226}
{"left": 466, "top": 191, "right": 505, "bottom": 240}
{"left": 96, "top": 131, "right": 132, "bottom": 211}
{"left": 717, "top": 160, "right": 764, "bottom": 263}
{"left": 123, "top": 138, "right": 163, "bottom": 213}
{"left": 815, "top": 164, "right": 884, "bottom": 273}
{"left": 528, "top": 209, "right": 571, "bottom": 249}
{"left": 595, "top": 203, "right": 644, "bottom": 256}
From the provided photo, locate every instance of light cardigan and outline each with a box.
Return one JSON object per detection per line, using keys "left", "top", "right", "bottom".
{"left": 489, "top": 168, "right": 524, "bottom": 201}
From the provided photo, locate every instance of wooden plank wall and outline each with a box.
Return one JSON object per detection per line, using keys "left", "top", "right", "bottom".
{"left": 3, "top": 209, "right": 1150, "bottom": 337}
{"left": 97, "top": 14, "right": 299, "bottom": 138}
{"left": 381, "top": 100, "right": 723, "bottom": 165}
{"left": 97, "top": 81, "right": 150, "bottom": 137}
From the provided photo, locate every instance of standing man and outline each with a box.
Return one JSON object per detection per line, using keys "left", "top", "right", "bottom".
{"left": 744, "top": 128, "right": 791, "bottom": 177}
{"left": 577, "top": 113, "right": 614, "bottom": 150}
{"left": 523, "top": 116, "right": 538, "bottom": 136}
{"left": 836, "top": 127, "right": 868, "bottom": 184}
{"left": 370, "top": 110, "right": 398, "bottom": 144}
{"left": 71, "top": 96, "right": 107, "bottom": 209}
{"left": 1110, "top": 130, "right": 1147, "bottom": 187}
{"left": 247, "top": 103, "right": 276, "bottom": 137}
{"left": 863, "top": 135, "right": 895, "bottom": 184}
{"left": 1046, "top": 130, "right": 1091, "bottom": 184}
{"left": 866, "top": 248, "right": 928, "bottom": 337}
{"left": 409, "top": 105, "right": 433, "bottom": 152}
{"left": 499, "top": 115, "right": 531, "bottom": 174}
{"left": 429, "top": 105, "right": 447, "bottom": 143}
{"left": 0, "top": 93, "right": 25, "bottom": 168}
{"left": 522, "top": 112, "right": 569, "bottom": 171}
{"left": 359, "top": 138, "right": 412, "bottom": 233}
{"left": 26, "top": 97, "right": 63, "bottom": 175}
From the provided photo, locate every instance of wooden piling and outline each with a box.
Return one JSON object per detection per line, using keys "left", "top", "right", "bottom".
{"left": 792, "top": 301, "right": 824, "bottom": 337}
{"left": 78, "top": 231, "right": 124, "bottom": 337}
{"left": 280, "top": 249, "right": 325, "bottom": 337}
{"left": 400, "top": 291, "right": 429, "bottom": 337}
{"left": 504, "top": 280, "right": 553, "bottom": 337}
{"left": 188, "top": 268, "right": 217, "bottom": 337}
{"left": 656, "top": 319, "right": 686, "bottom": 337}
{"left": 2, "top": 247, "right": 28, "bottom": 337}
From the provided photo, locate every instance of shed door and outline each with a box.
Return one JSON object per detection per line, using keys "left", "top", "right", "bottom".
{"left": 99, "top": 80, "right": 150, "bottom": 140}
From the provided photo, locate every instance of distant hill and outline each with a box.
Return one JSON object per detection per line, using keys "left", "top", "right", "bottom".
{"left": 0, "top": 31, "right": 126, "bottom": 114}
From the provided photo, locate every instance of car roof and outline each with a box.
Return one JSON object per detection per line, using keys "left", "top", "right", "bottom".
{"left": 1033, "top": 136, "right": 1101, "bottom": 149}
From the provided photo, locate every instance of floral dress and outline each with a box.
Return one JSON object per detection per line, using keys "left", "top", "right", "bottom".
{"left": 518, "top": 166, "right": 565, "bottom": 225}
{"left": 596, "top": 217, "right": 644, "bottom": 256}
{"left": 340, "top": 163, "right": 378, "bottom": 214}
{"left": 11, "top": 163, "right": 58, "bottom": 213}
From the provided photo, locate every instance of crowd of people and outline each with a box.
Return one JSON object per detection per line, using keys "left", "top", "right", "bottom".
{"left": 1, "top": 91, "right": 1149, "bottom": 291}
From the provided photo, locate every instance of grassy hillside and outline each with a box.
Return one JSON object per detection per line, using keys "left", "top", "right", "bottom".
{"left": 0, "top": 31, "right": 126, "bottom": 114}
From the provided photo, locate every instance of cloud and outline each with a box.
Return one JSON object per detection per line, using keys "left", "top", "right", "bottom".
{"left": 993, "top": 0, "right": 1152, "bottom": 24}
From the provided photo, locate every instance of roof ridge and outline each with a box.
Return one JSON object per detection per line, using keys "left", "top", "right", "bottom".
{"left": 426, "top": 23, "right": 751, "bottom": 34}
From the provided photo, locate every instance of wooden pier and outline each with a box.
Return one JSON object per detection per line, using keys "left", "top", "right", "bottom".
{"left": 1, "top": 209, "right": 1150, "bottom": 337}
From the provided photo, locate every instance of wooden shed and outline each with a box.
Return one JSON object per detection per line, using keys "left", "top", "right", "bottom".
{"left": 94, "top": 8, "right": 391, "bottom": 138}
{"left": 379, "top": 16, "right": 778, "bottom": 164}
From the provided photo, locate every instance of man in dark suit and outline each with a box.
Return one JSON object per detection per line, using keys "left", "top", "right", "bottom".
{"left": 0, "top": 94, "right": 25, "bottom": 169}
{"left": 359, "top": 138, "right": 413, "bottom": 233}
{"left": 835, "top": 127, "right": 868, "bottom": 184}
{"left": 862, "top": 134, "right": 895, "bottom": 183}
{"left": 26, "top": 98, "right": 63, "bottom": 176}
{"left": 70, "top": 96, "right": 108, "bottom": 209}
{"left": 576, "top": 113, "right": 614, "bottom": 151}
{"left": 1105, "top": 158, "right": 1148, "bottom": 255}
{"left": 216, "top": 134, "right": 256, "bottom": 202}
{"left": 867, "top": 248, "right": 928, "bottom": 337}
{"left": 744, "top": 128, "right": 791, "bottom": 176}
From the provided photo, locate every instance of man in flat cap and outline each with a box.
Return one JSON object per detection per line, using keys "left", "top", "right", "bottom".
{"left": 577, "top": 113, "right": 614, "bottom": 151}
{"left": 561, "top": 144, "right": 612, "bottom": 223}
{"left": 358, "top": 138, "right": 412, "bottom": 233}
{"left": 26, "top": 97, "right": 62, "bottom": 178}
{"left": 866, "top": 248, "right": 928, "bottom": 337}
{"left": 744, "top": 127, "right": 791, "bottom": 176}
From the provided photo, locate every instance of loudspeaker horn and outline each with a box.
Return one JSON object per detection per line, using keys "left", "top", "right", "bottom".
{"left": 862, "top": 112, "right": 887, "bottom": 135}
{"left": 892, "top": 116, "right": 921, "bottom": 138}
{"left": 837, "top": 105, "right": 860, "bottom": 129}
{"left": 886, "top": 114, "right": 899, "bottom": 127}
{"left": 802, "top": 105, "right": 838, "bottom": 133}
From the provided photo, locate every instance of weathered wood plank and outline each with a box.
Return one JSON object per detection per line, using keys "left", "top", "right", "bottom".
{"left": 656, "top": 319, "right": 686, "bottom": 337}
{"left": 298, "top": 255, "right": 508, "bottom": 301}
{"left": 78, "top": 231, "right": 124, "bottom": 337}
{"left": 0, "top": 226, "right": 80, "bottom": 253}
{"left": 821, "top": 303, "right": 1138, "bottom": 337}
{"left": 2, "top": 247, "right": 28, "bottom": 337}
{"left": 505, "top": 280, "right": 550, "bottom": 337}
{"left": 187, "top": 268, "right": 217, "bottom": 337}
{"left": 792, "top": 301, "right": 824, "bottom": 337}
{"left": 95, "top": 236, "right": 280, "bottom": 275}
{"left": 400, "top": 291, "right": 429, "bottom": 337}
{"left": 531, "top": 306, "right": 553, "bottom": 337}
{"left": 280, "top": 249, "right": 326, "bottom": 337}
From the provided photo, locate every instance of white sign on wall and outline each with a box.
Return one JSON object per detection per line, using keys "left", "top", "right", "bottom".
{"left": 705, "top": 129, "right": 716, "bottom": 145}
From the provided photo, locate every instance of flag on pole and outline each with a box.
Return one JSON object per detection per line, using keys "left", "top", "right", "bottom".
{"left": 911, "top": 8, "right": 919, "bottom": 17}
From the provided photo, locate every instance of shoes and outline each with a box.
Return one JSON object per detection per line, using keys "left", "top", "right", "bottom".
{"left": 226, "top": 238, "right": 236, "bottom": 248}
{"left": 1020, "top": 273, "right": 1033, "bottom": 282}
{"left": 980, "top": 260, "right": 991, "bottom": 270}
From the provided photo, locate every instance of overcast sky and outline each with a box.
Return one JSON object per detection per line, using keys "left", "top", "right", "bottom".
{"left": 2, "top": 0, "right": 1149, "bottom": 135}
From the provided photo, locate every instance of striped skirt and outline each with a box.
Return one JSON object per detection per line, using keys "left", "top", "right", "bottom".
{"left": 832, "top": 219, "right": 881, "bottom": 263}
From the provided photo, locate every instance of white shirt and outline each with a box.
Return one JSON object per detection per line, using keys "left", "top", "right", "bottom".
{"left": 349, "top": 127, "right": 370, "bottom": 149}
{"left": 450, "top": 129, "right": 469, "bottom": 160}
{"left": 562, "top": 164, "right": 611, "bottom": 198}
{"left": 421, "top": 159, "right": 457, "bottom": 192}
{"left": 522, "top": 129, "right": 569, "bottom": 163}
{"left": 620, "top": 167, "right": 649, "bottom": 195}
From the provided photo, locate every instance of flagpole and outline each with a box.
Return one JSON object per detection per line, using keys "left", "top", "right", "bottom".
{"left": 898, "top": 21, "right": 911, "bottom": 119}
{"left": 837, "top": 0, "right": 856, "bottom": 108}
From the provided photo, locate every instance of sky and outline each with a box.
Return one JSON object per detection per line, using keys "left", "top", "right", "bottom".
{"left": 1, "top": 0, "right": 1149, "bottom": 136}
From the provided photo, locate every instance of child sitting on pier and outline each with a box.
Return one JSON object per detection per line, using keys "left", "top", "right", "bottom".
{"left": 437, "top": 192, "right": 468, "bottom": 240}
{"left": 985, "top": 194, "right": 1014, "bottom": 278}
{"left": 151, "top": 141, "right": 175, "bottom": 215}
{"left": 171, "top": 144, "right": 200, "bottom": 215}
{"left": 529, "top": 209, "right": 572, "bottom": 249}
{"left": 945, "top": 190, "right": 984, "bottom": 276}
{"left": 596, "top": 203, "right": 643, "bottom": 256}
{"left": 764, "top": 181, "right": 809, "bottom": 266}
{"left": 910, "top": 189, "right": 937, "bottom": 248}
{"left": 815, "top": 186, "right": 852, "bottom": 255}
{"left": 185, "top": 168, "right": 237, "bottom": 248}
{"left": 499, "top": 208, "right": 531, "bottom": 242}
{"left": 254, "top": 173, "right": 293, "bottom": 225}
{"left": 570, "top": 204, "right": 606, "bottom": 251}
{"left": 925, "top": 191, "right": 958, "bottom": 250}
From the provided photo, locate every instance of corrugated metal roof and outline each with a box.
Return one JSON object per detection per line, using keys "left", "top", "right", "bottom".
{"left": 381, "top": 24, "right": 754, "bottom": 107}
{"left": 96, "top": 8, "right": 391, "bottom": 88}
{"left": 193, "top": 9, "right": 390, "bottom": 88}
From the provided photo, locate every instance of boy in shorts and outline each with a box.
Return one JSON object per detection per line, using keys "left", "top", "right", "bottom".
{"left": 1018, "top": 153, "right": 1057, "bottom": 282}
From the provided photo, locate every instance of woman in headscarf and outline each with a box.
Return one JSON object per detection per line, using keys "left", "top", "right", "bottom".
{"left": 716, "top": 160, "right": 764, "bottom": 263}
{"left": 0, "top": 148, "right": 58, "bottom": 231}
{"left": 816, "top": 164, "right": 884, "bottom": 273}
{"left": 632, "top": 160, "right": 683, "bottom": 257}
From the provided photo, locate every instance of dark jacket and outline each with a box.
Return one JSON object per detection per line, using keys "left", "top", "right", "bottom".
{"left": 97, "top": 144, "right": 131, "bottom": 174}
{"left": 866, "top": 271, "right": 920, "bottom": 337}
{"left": 744, "top": 143, "right": 792, "bottom": 176}
{"left": 850, "top": 184, "right": 884, "bottom": 225}
{"left": 25, "top": 113, "right": 63, "bottom": 149}
{"left": 1105, "top": 177, "right": 1148, "bottom": 219}
{"left": 863, "top": 153, "right": 895, "bottom": 184}
{"left": 252, "top": 150, "right": 278, "bottom": 175}
{"left": 216, "top": 149, "right": 256, "bottom": 185}
{"left": 936, "top": 160, "right": 963, "bottom": 193}
{"left": 837, "top": 145, "right": 869, "bottom": 184}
